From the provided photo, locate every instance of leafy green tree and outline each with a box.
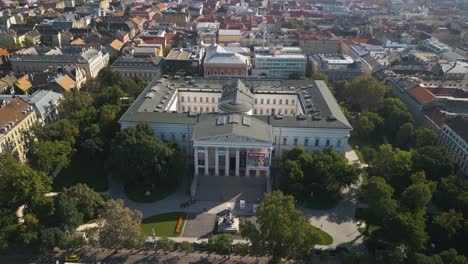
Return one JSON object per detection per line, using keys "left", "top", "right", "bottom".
{"left": 207, "top": 234, "right": 233, "bottom": 254}
{"left": 240, "top": 191, "right": 321, "bottom": 262}
{"left": 30, "top": 141, "right": 74, "bottom": 173}
{"left": 434, "top": 176, "right": 468, "bottom": 215}
{"left": 377, "top": 98, "right": 413, "bottom": 140}
{"left": 280, "top": 159, "right": 304, "bottom": 198}
{"left": 400, "top": 172, "right": 435, "bottom": 215}
{"left": 337, "top": 76, "right": 388, "bottom": 111}
{"left": 39, "top": 227, "right": 67, "bottom": 249}
{"left": 413, "top": 128, "right": 437, "bottom": 148}
{"left": 55, "top": 184, "right": 104, "bottom": 227}
{"left": 108, "top": 124, "right": 179, "bottom": 192}
{"left": 60, "top": 91, "right": 94, "bottom": 120}
{"left": 381, "top": 212, "right": 428, "bottom": 251}
{"left": 412, "top": 146, "right": 454, "bottom": 180}
{"left": 94, "top": 86, "right": 125, "bottom": 107}
{"left": 371, "top": 144, "right": 413, "bottom": 190}
{"left": 364, "top": 177, "right": 398, "bottom": 227}
{"left": 0, "top": 154, "right": 51, "bottom": 211}
{"left": 33, "top": 119, "right": 79, "bottom": 146}
{"left": 98, "top": 199, "right": 145, "bottom": 249}
{"left": 433, "top": 209, "right": 464, "bottom": 239}
{"left": 395, "top": 123, "right": 414, "bottom": 149}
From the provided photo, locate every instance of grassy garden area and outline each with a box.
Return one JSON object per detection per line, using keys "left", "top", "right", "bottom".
{"left": 141, "top": 212, "right": 186, "bottom": 237}
{"left": 311, "top": 225, "right": 334, "bottom": 245}
{"left": 53, "top": 156, "right": 108, "bottom": 192}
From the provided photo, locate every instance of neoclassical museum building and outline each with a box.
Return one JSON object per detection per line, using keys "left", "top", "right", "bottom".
{"left": 120, "top": 77, "right": 352, "bottom": 197}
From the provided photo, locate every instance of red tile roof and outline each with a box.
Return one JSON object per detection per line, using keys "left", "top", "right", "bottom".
{"left": 407, "top": 86, "right": 437, "bottom": 104}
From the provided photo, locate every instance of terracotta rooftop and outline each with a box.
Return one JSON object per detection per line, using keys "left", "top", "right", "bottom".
{"left": 54, "top": 74, "right": 75, "bottom": 92}
{"left": 407, "top": 86, "right": 437, "bottom": 104}
{"left": 15, "top": 75, "right": 32, "bottom": 92}
{"left": 0, "top": 48, "right": 10, "bottom": 56}
{"left": 0, "top": 97, "right": 32, "bottom": 129}
{"left": 109, "top": 39, "right": 124, "bottom": 50}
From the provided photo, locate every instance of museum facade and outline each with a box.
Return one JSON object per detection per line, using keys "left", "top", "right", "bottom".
{"left": 119, "top": 77, "right": 352, "bottom": 181}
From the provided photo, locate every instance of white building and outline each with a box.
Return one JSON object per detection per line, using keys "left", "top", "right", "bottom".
{"left": 252, "top": 46, "right": 307, "bottom": 79}
{"left": 119, "top": 78, "right": 352, "bottom": 197}
{"left": 438, "top": 117, "right": 468, "bottom": 176}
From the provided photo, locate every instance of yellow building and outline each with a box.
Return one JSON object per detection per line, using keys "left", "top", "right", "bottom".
{"left": 0, "top": 97, "right": 38, "bottom": 162}
{"left": 218, "top": 30, "right": 241, "bottom": 46}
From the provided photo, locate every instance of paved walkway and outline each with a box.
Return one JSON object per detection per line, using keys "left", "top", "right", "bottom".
{"left": 101, "top": 145, "right": 365, "bottom": 250}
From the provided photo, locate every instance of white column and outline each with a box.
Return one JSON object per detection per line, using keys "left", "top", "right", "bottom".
{"left": 194, "top": 147, "right": 199, "bottom": 175}
{"left": 235, "top": 148, "right": 240, "bottom": 176}
{"left": 204, "top": 147, "right": 209, "bottom": 176}
{"left": 225, "top": 148, "right": 229, "bottom": 176}
{"left": 215, "top": 147, "right": 219, "bottom": 176}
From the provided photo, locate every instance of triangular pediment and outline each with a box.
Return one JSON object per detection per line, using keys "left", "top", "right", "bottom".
{"left": 196, "top": 133, "right": 269, "bottom": 143}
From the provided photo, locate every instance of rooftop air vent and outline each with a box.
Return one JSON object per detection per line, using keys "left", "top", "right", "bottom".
{"left": 297, "top": 115, "right": 307, "bottom": 120}
{"left": 242, "top": 116, "right": 251, "bottom": 126}
{"left": 275, "top": 114, "right": 284, "bottom": 120}
{"left": 328, "top": 115, "right": 337, "bottom": 121}
{"left": 188, "top": 112, "right": 198, "bottom": 117}
{"left": 216, "top": 116, "right": 225, "bottom": 125}
{"left": 312, "top": 114, "right": 322, "bottom": 120}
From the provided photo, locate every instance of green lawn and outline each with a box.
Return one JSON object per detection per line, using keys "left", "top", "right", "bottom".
{"left": 125, "top": 185, "right": 175, "bottom": 203}
{"left": 312, "top": 225, "right": 333, "bottom": 245}
{"left": 141, "top": 212, "right": 186, "bottom": 237}
{"left": 53, "top": 156, "right": 108, "bottom": 192}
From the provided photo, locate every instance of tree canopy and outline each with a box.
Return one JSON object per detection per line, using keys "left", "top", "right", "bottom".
{"left": 240, "top": 191, "right": 321, "bottom": 262}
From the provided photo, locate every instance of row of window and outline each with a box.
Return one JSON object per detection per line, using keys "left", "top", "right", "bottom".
{"left": 181, "top": 106, "right": 216, "bottom": 112}
{"left": 180, "top": 96, "right": 219, "bottom": 103}
{"left": 254, "top": 98, "right": 295, "bottom": 105}
{"left": 276, "top": 136, "right": 342, "bottom": 148}
{"left": 253, "top": 108, "right": 295, "bottom": 115}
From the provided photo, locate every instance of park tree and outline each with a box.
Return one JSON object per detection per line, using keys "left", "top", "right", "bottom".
{"left": 364, "top": 177, "right": 398, "bottom": 227}
{"left": 400, "top": 172, "right": 435, "bottom": 215}
{"left": 413, "top": 128, "right": 437, "bottom": 148}
{"left": 434, "top": 176, "right": 468, "bottom": 216}
{"left": 207, "top": 234, "right": 233, "bottom": 254}
{"left": 371, "top": 144, "right": 413, "bottom": 190}
{"left": 108, "top": 124, "right": 180, "bottom": 193}
{"left": 39, "top": 227, "right": 67, "bottom": 249}
{"left": 395, "top": 123, "right": 414, "bottom": 149}
{"left": 409, "top": 249, "right": 467, "bottom": 264}
{"left": 29, "top": 140, "right": 74, "bottom": 173}
{"left": 60, "top": 91, "right": 94, "bottom": 120}
{"left": 99, "top": 199, "right": 145, "bottom": 249}
{"left": 412, "top": 146, "right": 454, "bottom": 180}
{"left": 377, "top": 98, "right": 413, "bottom": 140}
{"left": 280, "top": 159, "right": 304, "bottom": 198}
{"left": 380, "top": 212, "right": 428, "bottom": 251}
{"left": 33, "top": 119, "right": 79, "bottom": 146}
{"left": 433, "top": 209, "right": 464, "bottom": 239}
{"left": 336, "top": 76, "right": 388, "bottom": 111}
{"left": 0, "top": 154, "right": 51, "bottom": 211}
{"left": 240, "top": 191, "right": 321, "bottom": 262}
{"left": 55, "top": 184, "right": 105, "bottom": 228}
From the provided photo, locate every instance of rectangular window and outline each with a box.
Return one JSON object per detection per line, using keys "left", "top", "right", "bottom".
{"left": 182, "top": 134, "right": 186, "bottom": 141}
{"left": 188, "top": 106, "right": 191, "bottom": 111}
{"left": 326, "top": 139, "right": 330, "bottom": 146}
{"left": 200, "top": 97, "right": 203, "bottom": 102}
{"left": 206, "top": 97, "right": 209, "bottom": 103}
{"left": 188, "top": 97, "right": 191, "bottom": 102}
{"left": 212, "top": 107, "right": 215, "bottom": 112}
{"left": 279, "top": 99, "right": 282, "bottom": 104}
{"left": 292, "top": 99, "right": 295, "bottom": 104}
{"left": 266, "top": 109, "right": 270, "bottom": 114}
{"left": 212, "top": 97, "right": 215, "bottom": 103}
{"left": 336, "top": 139, "right": 342, "bottom": 147}
{"left": 294, "top": 137, "right": 298, "bottom": 146}
{"left": 181, "top": 106, "right": 185, "bottom": 112}
{"left": 206, "top": 107, "right": 209, "bottom": 112}
{"left": 255, "top": 98, "right": 258, "bottom": 104}
{"left": 273, "top": 99, "right": 276, "bottom": 104}
{"left": 194, "top": 97, "right": 197, "bottom": 102}
{"left": 283, "top": 137, "right": 287, "bottom": 145}
{"left": 286, "top": 99, "right": 289, "bottom": 104}
{"left": 261, "top": 99, "right": 264, "bottom": 104}
{"left": 285, "top": 109, "right": 288, "bottom": 115}
{"left": 181, "top": 96, "right": 185, "bottom": 102}
{"left": 304, "top": 138, "right": 309, "bottom": 146}
{"left": 315, "top": 138, "right": 319, "bottom": 146}
{"left": 267, "top": 99, "right": 270, "bottom": 104}
{"left": 194, "top": 107, "right": 197, "bottom": 111}
{"left": 260, "top": 109, "right": 263, "bottom": 114}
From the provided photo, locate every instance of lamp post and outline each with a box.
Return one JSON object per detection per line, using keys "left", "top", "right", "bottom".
{"left": 152, "top": 227, "right": 157, "bottom": 248}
